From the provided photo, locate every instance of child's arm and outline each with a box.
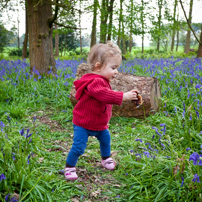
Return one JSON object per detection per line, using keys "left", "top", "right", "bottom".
{"left": 123, "top": 90, "right": 139, "bottom": 101}
{"left": 87, "top": 78, "right": 138, "bottom": 105}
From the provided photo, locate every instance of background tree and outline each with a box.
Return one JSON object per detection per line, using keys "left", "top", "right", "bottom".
{"left": 90, "top": 0, "right": 99, "bottom": 47}
{"left": 171, "top": 0, "right": 178, "bottom": 51}
{"left": 0, "top": 22, "right": 10, "bottom": 53}
{"left": 22, "top": 0, "right": 28, "bottom": 59}
{"left": 184, "top": 0, "right": 194, "bottom": 54}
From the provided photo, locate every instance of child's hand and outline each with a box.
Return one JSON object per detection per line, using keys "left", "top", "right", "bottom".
{"left": 123, "top": 90, "right": 139, "bottom": 101}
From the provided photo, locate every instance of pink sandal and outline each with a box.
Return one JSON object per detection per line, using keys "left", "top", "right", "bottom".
{"left": 64, "top": 167, "right": 78, "bottom": 180}
{"left": 101, "top": 158, "right": 116, "bottom": 170}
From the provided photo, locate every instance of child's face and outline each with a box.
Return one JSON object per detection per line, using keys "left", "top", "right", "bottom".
{"left": 95, "top": 55, "right": 122, "bottom": 81}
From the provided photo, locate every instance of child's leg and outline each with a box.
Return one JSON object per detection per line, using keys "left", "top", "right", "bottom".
{"left": 96, "top": 129, "right": 111, "bottom": 158}
{"left": 96, "top": 129, "right": 116, "bottom": 170}
{"left": 66, "top": 125, "right": 89, "bottom": 167}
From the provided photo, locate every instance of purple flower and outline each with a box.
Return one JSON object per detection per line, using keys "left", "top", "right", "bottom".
{"left": 0, "top": 121, "right": 5, "bottom": 127}
{"left": 189, "top": 115, "right": 192, "bottom": 120}
{"left": 130, "top": 150, "right": 134, "bottom": 153}
{"left": 192, "top": 174, "right": 200, "bottom": 183}
{"left": 186, "top": 147, "right": 191, "bottom": 151}
{"left": 28, "top": 138, "right": 32, "bottom": 144}
{"left": 135, "top": 153, "right": 141, "bottom": 158}
{"left": 12, "top": 153, "right": 15, "bottom": 161}
{"left": 181, "top": 177, "right": 184, "bottom": 187}
{"left": 33, "top": 116, "right": 36, "bottom": 123}
{"left": 160, "top": 123, "right": 166, "bottom": 135}
{"left": 116, "top": 195, "right": 120, "bottom": 198}
{"left": 189, "top": 152, "right": 200, "bottom": 165}
{"left": 125, "top": 173, "right": 128, "bottom": 176}
{"left": 143, "top": 151, "right": 150, "bottom": 157}
{"left": 145, "top": 143, "right": 153, "bottom": 150}
{"left": 195, "top": 111, "right": 199, "bottom": 118}
{"left": 19, "top": 128, "right": 24, "bottom": 136}
{"left": 135, "top": 139, "right": 142, "bottom": 142}
{"left": 5, "top": 194, "right": 10, "bottom": 202}
{"left": 152, "top": 127, "right": 162, "bottom": 137}
{"left": 0, "top": 173, "right": 6, "bottom": 181}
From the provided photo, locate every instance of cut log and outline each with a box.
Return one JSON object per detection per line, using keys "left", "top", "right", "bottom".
{"left": 70, "top": 63, "right": 161, "bottom": 118}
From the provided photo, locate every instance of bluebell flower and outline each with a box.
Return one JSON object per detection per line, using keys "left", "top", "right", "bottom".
{"left": 186, "top": 147, "right": 191, "bottom": 151}
{"left": 19, "top": 128, "right": 24, "bottom": 136}
{"left": 12, "top": 153, "right": 15, "bottom": 161}
{"left": 135, "top": 153, "right": 141, "bottom": 158}
{"left": 0, "top": 121, "right": 5, "bottom": 128}
{"left": 192, "top": 174, "right": 200, "bottom": 183}
{"left": 135, "top": 139, "right": 142, "bottom": 142}
{"left": 130, "top": 150, "right": 134, "bottom": 153}
{"left": 189, "top": 152, "right": 200, "bottom": 165}
{"left": 189, "top": 115, "right": 192, "bottom": 120}
{"left": 5, "top": 194, "right": 10, "bottom": 202}
{"left": 28, "top": 138, "right": 32, "bottom": 144}
{"left": 143, "top": 151, "right": 150, "bottom": 157}
{"left": 0, "top": 173, "right": 6, "bottom": 181}
{"left": 145, "top": 143, "right": 153, "bottom": 150}
{"left": 181, "top": 177, "right": 184, "bottom": 187}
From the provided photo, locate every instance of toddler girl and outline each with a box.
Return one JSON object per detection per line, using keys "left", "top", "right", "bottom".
{"left": 65, "top": 42, "right": 138, "bottom": 180}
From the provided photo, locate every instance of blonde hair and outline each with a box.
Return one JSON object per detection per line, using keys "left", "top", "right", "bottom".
{"left": 87, "top": 41, "right": 122, "bottom": 70}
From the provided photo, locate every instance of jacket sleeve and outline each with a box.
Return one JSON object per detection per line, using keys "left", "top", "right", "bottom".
{"left": 87, "top": 78, "right": 123, "bottom": 105}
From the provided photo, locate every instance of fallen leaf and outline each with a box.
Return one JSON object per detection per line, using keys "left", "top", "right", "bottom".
{"left": 38, "top": 157, "right": 44, "bottom": 163}
{"left": 90, "top": 189, "right": 101, "bottom": 197}
{"left": 111, "top": 151, "right": 118, "bottom": 157}
{"left": 12, "top": 193, "right": 20, "bottom": 201}
{"left": 71, "top": 198, "right": 79, "bottom": 202}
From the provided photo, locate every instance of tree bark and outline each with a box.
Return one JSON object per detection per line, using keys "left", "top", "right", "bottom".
{"left": 70, "top": 63, "right": 161, "bottom": 118}
{"left": 27, "top": 0, "right": 56, "bottom": 75}
{"left": 184, "top": 0, "right": 193, "bottom": 54}
{"left": 90, "top": 0, "right": 98, "bottom": 47}
{"left": 157, "top": 0, "right": 162, "bottom": 52}
{"left": 129, "top": 0, "right": 133, "bottom": 53}
{"left": 171, "top": 0, "right": 177, "bottom": 51}
{"left": 197, "top": 27, "right": 202, "bottom": 58}
{"left": 141, "top": 0, "right": 144, "bottom": 54}
{"left": 122, "top": 20, "right": 126, "bottom": 54}
{"left": 100, "top": 0, "right": 109, "bottom": 43}
{"left": 107, "top": 0, "right": 115, "bottom": 41}
{"left": 55, "top": 23, "right": 59, "bottom": 57}
{"left": 22, "top": 0, "right": 28, "bottom": 59}
{"left": 117, "top": 0, "right": 123, "bottom": 47}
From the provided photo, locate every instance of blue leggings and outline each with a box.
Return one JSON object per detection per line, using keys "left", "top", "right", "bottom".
{"left": 66, "top": 124, "right": 111, "bottom": 166}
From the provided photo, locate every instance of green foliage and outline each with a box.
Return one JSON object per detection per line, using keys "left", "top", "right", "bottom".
{"left": 0, "top": 22, "right": 10, "bottom": 53}
{"left": 0, "top": 57, "right": 201, "bottom": 201}
{"left": 8, "top": 48, "right": 29, "bottom": 57}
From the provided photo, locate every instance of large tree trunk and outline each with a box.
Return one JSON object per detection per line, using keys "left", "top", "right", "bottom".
{"left": 90, "top": 0, "right": 98, "bottom": 47}
{"left": 197, "top": 27, "right": 202, "bottom": 58}
{"left": 184, "top": 0, "right": 193, "bottom": 54}
{"left": 22, "top": 0, "right": 28, "bottom": 59}
{"left": 55, "top": 23, "right": 59, "bottom": 57}
{"left": 27, "top": 0, "right": 56, "bottom": 75}
{"left": 70, "top": 64, "right": 161, "bottom": 118}
{"left": 171, "top": 0, "right": 177, "bottom": 51}
{"left": 107, "top": 0, "right": 115, "bottom": 41}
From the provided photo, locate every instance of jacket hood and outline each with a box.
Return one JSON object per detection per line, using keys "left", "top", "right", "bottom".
{"left": 74, "top": 73, "right": 109, "bottom": 100}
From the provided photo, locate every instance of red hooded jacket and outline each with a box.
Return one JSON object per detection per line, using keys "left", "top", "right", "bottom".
{"left": 72, "top": 73, "right": 123, "bottom": 130}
